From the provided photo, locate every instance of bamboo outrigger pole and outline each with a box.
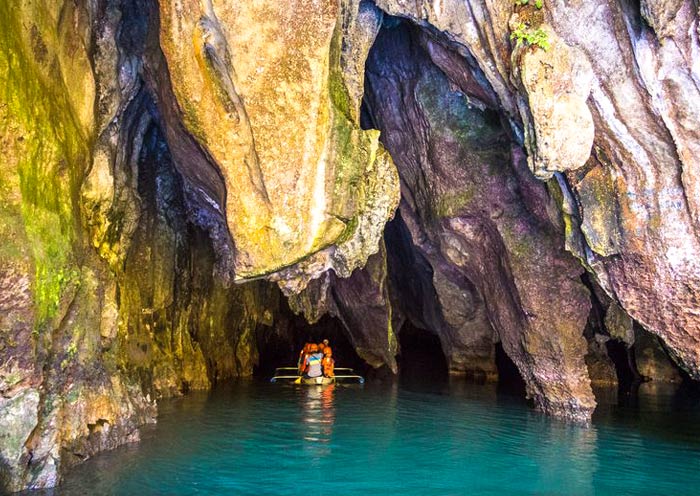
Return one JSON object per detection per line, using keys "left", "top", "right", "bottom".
{"left": 274, "top": 367, "right": 354, "bottom": 372}
{"left": 270, "top": 375, "right": 365, "bottom": 384}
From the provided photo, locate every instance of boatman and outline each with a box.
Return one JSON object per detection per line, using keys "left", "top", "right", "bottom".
{"left": 322, "top": 346, "right": 335, "bottom": 378}
{"left": 304, "top": 344, "right": 324, "bottom": 379}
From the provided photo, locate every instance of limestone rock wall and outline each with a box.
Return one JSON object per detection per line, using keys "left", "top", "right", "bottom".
{"left": 363, "top": 21, "right": 594, "bottom": 420}
{"left": 0, "top": 1, "right": 153, "bottom": 490}
{"left": 0, "top": 1, "right": 275, "bottom": 491}
{"left": 375, "top": 0, "right": 700, "bottom": 381}
{"left": 155, "top": 0, "right": 400, "bottom": 285}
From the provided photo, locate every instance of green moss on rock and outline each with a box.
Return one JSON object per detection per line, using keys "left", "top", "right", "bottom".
{"left": 0, "top": 1, "right": 95, "bottom": 331}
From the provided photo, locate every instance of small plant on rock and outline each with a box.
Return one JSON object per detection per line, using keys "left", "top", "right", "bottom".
{"left": 514, "top": 0, "right": 544, "bottom": 8}
{"left": 511, "top": 23, "right": 551, "bottom": 51}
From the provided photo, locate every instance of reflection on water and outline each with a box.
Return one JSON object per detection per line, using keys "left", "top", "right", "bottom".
{"left": 524, "top": 413, "right": 599, "bottom": 495}
{"left": 44, "top": 379, "right": 700, "bottom": 496}
{"left": 301, "top": 384, "right": 335, "bottom": 456}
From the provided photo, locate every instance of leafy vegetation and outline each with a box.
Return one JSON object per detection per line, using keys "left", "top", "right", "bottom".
{"left": 514, "top": 0, "right": 544, "bottom": 8}
{"left": 511, "top": 23, "right": 551, "bottom": 51}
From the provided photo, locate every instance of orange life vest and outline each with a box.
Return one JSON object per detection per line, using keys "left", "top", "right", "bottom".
{"left": 298, "top": 343, "right": 312, "bottom": 374}
{"left": 322, "top": 355, "right": 335, "bottom": 377}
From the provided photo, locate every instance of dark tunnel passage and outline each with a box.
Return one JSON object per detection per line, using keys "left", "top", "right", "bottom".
{"left": 494, "top": 343, "right": 527, "bottom": 396}
{"left": 605, "top": 340, "right": 639, "bottom": 391}
{"left": 253, "top": 308, "right": 366, "bottom": 379}
{"left": 397, "top": 321, "right": 449, "bottom": 384}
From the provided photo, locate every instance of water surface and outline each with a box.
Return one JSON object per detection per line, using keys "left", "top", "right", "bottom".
{"left": 52, "top": 379, "right": 700, "bottom": 495}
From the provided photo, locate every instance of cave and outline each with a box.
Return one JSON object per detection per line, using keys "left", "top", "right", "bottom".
{"left": 494, "top": 343, "right": 527, "bottom": 397}
{"left": 605, "top": 340, "right": 638, "bottom": 391}
{"left": 253, "top": 311, "right": 366, "bottom": 379}
{"left": 397, "top": 321, "right": 449, "bottom": 384}
{"left": 361, "top": 15, "right": 590, "bottom": 400}
{"left": 3, "top": 0, "right": 700, "bottom": 492}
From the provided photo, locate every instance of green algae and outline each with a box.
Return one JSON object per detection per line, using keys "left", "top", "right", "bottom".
{"left": 434, "top": 188, "right": 476, "bottom": 218}
{"left": 0, "top": 1, "right": 95, "bottom": 331}
{"left": 328, "top": 21, "right": 354, "bottom": 124}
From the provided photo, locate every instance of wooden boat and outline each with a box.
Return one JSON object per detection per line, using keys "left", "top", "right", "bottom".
{"left": 301, "top": 376, "right": 335, "bottom": 385}
{"left": 270, "top": 367, "right": 364, "bottom": 384}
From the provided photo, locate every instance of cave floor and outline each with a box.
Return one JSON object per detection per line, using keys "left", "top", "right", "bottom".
{"left": 49, "top": 379, "right": 700, "bottom": 495}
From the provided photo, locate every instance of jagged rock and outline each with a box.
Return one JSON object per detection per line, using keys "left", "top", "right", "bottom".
{"left": 0, "top": 388, "right": 39, "bottom": 492}
{"left": 156, "top": 0, "right": 399, "bottom": 284}
{"left": 635, "top": 330, "right": 683, "bottom": 383}
{"left": 567, "top": 161, "right": 622, "bottom": 257}
{"left": 605, "top": 302, "right": 635, "bottom": 347}
{"left": 510, "top": 21, "right": 594, "bottom": 178}
{"left": 585, "top": 334, "right": 618, "bottom": 387}
{"left": 364, "top": 22, "right": 594, "bottom": 420}
{"left": 640, "top": 0, "right": 685, "bottom": 38}
{"left": 386, "top": 209, "right": 498, "bottom": 380}
{"left": 289, "top": 243, "right": 398, "bottom": 371}
{"left": 376, "top": 0, "right": 700, "bottom": 389}
{"left": 329, "top": 242, "right": 398, "bottom": 371}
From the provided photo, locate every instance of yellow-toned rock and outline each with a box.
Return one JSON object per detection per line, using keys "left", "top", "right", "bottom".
{"left": 158, "top": 0, "right": 399, "bottom": 282}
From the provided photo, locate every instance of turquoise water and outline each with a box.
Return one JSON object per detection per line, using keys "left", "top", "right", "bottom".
{"left": 52, "top": 380, "right": 700, "bottom": 495}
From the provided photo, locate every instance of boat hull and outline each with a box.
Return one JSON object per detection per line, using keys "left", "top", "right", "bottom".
{"left": 302, "top": 376, "right": 335, "bottom": 385}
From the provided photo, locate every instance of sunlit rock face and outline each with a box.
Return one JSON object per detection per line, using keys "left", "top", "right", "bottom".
{"left": 376, "top": 0, "right": 700, "bottom": 380}
{"left": 0, "top": 1, "right": 274, "bottom": 491}
{"left": 156, "top": 0, "right": 399, "bottom": 286}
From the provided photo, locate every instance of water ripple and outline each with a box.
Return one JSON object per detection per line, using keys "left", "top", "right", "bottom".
{"left": 48, "top": 380, "right": 700, "bottom": 496}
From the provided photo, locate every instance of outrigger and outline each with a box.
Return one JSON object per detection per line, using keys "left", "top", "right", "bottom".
{"left": 270, "top": 367, "right": 365, "bottom": 384}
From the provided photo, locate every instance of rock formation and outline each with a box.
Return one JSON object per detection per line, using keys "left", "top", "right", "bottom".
{"left": 1, "top": 0, "right": 699, "bottom": 491}
{"left": 364, "top": 20, "right": 594, "bottom": 420}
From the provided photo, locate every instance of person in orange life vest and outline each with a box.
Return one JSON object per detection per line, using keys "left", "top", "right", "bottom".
{"left": 298, "top": 343, "right": 313, "bottom": 375}
{"left": 304, "top": 344, "right": 324, "bottom": 378}
{"left": 322, "top": 346, "right": 335, "bottom": 378}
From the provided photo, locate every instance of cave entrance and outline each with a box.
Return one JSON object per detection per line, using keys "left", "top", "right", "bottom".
{"left": 397, "top": 321, "right": 449, "bottom": 384}
{"left": 605, "top": 339, "right": 638, "bottom": 392}
{"left": 253, "top": 308, "right": 365, "bottom": 379}
{"left": 495, "top": 343, "right": 527, "bottom": 397}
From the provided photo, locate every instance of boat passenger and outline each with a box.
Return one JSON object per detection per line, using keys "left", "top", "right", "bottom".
{"left": 318, "top": 342, "right": 326, "bottom": 353}
{"left": 298, "top": 343, "right": 312, "bottom": 375}
{"left": 304, "top": 344, "right": 324, "bottom": 378}
{"left": 322, "top": 346, "right": 335, "bottom": 378}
